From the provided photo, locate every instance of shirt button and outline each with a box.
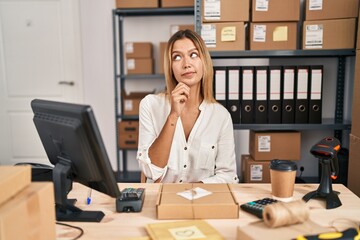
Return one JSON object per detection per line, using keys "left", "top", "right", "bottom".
{"left": 179, "top": 180, "right": 183, "bottom": 183}
{"left": 184, "top": 165, "right": 187, "bottom": 168}
{"left": 184, "top": 147, "right": 187, "bottom": 150}
{"left": 212, "top": 146, "right": 215, "bottom": 149}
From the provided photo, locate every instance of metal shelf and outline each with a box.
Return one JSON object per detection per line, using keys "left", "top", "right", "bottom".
{"left": 114, "top": 7, "right": 194, "bottom": 17}
{"left": 209, "top": 49, "right": 356, "bottom": 59}
{"left": 122, "top": 74, "right": 165, "bottom": 80}
{"left": 234, "top": 119, "right": 351, "bottom": 131}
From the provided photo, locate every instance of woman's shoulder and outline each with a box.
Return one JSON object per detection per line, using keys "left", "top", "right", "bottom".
{"left": 141, "top": 93, "right": 167, "bottom": 106}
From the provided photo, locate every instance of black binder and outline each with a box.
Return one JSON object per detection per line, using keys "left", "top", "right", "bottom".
{"left": 281, "top": 66, "right": 296, "bottom": 123}
{"left": 254, "top": 66, "right": 268, "bottom": 124}
{"left": 241, "top": 67, "right": 255, "bottom": 124}
{"left": 268, "top": 66, "right": 282, "bottom": 124}
{"left": 309, "top": 65, "right": 323, "bottom": 123}
{"left": 295, "top": 66, "right": 310, "bottom": 123}
{"left": 227, "top": 67, "right": 241, "bottom": 124}
{"left": 213, "top": 67, "right": 227, "bottom": 109}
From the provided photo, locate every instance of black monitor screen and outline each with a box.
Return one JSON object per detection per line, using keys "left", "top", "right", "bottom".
{"left": 31, "top": 99, "right": 120, "bottom": 222}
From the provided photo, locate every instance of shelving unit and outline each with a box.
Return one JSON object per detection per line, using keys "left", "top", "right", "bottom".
{"left": 194, "top": 0, "right": 355, "bottom": 182}
{"left": 194, "top": 0, "right": 354, "bottom": 140}
{"left": 112, "top": 7, "right": 194, "bottom": 182}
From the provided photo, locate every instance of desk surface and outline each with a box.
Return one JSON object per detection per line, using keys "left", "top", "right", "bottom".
{"left": 56, "top": 183, "right": 360, "bottom": 240}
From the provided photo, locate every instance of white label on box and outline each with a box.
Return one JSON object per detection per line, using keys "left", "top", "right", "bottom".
{"left": 258, "top": 136, "right": 271, "bottom": 152}
{"left": 124, "top": 100, "right": 133, "bottom": 111}
{"left": 309, "top": 0, "right": 323, "bottom": 10}
{"left": 204, "top": 0, "right": 221, "bottom": 20}
{"left": 125, "top": 42, "right": 134, "bottom": 53}
{"left": 255, "top": 0, "right": 269, "bottom": 11}
{"left": 305, "top": 24, "right": 323, "bottom": 49}
{"left": 127, "top": 59, "right": 135, "bottom": 70}
{"left": 250, "top": 165, "right": 263, "bottom": 181}
{"left": 253, "top": 25, "right": 266, "bottom": 42}
{"left": 177, "top": 187, "right": 212, "bottom": 200}
{"left": 201, "top": 24, "right": 216, "bottom": 48}
{"left": 169, "top": 226, "right": 206, "bottom": 239}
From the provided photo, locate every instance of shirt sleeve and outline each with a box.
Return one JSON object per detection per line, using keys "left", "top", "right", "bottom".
{"left": 136, "top": 96, "right": 167, "bottom": 181}
{"left": 201, "top": 109, "right": 239, "bottom": 184}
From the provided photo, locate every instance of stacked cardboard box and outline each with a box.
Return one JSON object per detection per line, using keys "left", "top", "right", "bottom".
{"left": 116, "top": 0, "right": 158, "bottom": 8}
{"left": 122, "top": 90, "right": 154, "bottom": 115}
{"left": 250, "top": 0, "right": 300, "bottom": 50}
{"left": 200, "top": 0, "right": 249, "bottom": 51}
{"left": 161, "top": 0, "right": 194, "bottom": 8}
{"left": 241, "top": 131, "right": 301, "bottom": 183}
{"left": 348, "top": 18, "right": 360, "bottom": 196}
{"left": 302, "top": 0, "right": 358, "bottom": 50}
{"left": 125, "top": 42, "right": 154, "bottom": 75}
{"left": 0, "top": 166, "right": 56, "bottom": 240}
{"left": 118, "top": 120, "right": 139, "bottom": 149}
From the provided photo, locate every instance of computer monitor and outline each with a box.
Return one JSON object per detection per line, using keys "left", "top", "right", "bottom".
{"left": 31, "top": 99, "right": 121, "bottom": 222}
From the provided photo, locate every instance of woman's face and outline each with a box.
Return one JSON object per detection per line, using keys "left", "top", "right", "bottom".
{"left": 171, "top": 38, "right": 203, "bottom": 87}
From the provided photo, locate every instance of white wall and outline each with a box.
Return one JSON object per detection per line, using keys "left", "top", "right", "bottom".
{"left": 79, "top": 0, "right": 117, "bottom": 169}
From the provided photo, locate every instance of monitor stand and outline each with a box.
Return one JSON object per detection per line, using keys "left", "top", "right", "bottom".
{"left": 53, "top": 157, "right": 105, "bottom": 222}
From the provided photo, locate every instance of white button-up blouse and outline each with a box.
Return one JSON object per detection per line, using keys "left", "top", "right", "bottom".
{"left": 136, "top": 93, "right": 239, "bottom": 183}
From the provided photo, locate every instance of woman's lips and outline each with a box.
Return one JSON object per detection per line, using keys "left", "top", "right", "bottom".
{"left": 182, "top": 71, "right": 195, "bottom": 78}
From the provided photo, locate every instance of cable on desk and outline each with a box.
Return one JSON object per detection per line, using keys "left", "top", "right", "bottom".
{"left": 56, "top": 222, "right": 84, "bottom": 240}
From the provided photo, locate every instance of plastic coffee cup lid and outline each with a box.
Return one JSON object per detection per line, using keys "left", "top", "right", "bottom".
{"left": 270, "top": 159, "right": 297, "bottom": 171}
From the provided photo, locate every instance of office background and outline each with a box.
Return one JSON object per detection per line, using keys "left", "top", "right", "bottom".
{"left": 0, "top": 0, "right": 355, "bottom": 181}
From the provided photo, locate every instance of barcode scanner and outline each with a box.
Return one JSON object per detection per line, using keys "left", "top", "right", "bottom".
{"left": 303, "top": 137, "right": 342, "bottom": 209}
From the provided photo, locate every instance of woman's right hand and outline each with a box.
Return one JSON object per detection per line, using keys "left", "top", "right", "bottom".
{"left": 170, "top": 82, "right": 190, "bottom": 117}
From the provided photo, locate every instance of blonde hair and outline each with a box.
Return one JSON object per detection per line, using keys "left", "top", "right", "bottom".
{"left": 163, "top": 29, "right": 216, "bottom": 103}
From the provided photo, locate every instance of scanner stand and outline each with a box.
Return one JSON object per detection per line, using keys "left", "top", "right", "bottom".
{"left": 302, "top": 158, "right": 342, "bottom": 209}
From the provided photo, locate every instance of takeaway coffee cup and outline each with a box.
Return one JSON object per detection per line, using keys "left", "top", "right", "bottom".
{"left": 270, "top": 160, "right": 297, "bottom": 202}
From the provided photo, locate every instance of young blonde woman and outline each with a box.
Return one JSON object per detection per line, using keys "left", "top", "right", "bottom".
{"left": 137, "top": 29, "right": 238, "bottom": 183}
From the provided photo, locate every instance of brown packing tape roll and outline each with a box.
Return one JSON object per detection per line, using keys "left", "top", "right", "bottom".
{"left": 263, "top": 200, "right": 309, "bottom": 228}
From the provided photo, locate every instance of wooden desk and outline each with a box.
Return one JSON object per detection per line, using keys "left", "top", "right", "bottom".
{"left": 56, "top": 183, "right": 360, "bottom": 240}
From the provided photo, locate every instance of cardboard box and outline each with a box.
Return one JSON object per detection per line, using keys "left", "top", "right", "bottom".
{"left": 352, "top": 51, "right": 360, "bottom": 136}
{"left": 116, "top": 0, "right": 158, "bottom": 9}
{"left": 122, "top": 91, "right": 152, "bottom": 115}
{"left": 241, "top": 155, "right": 270, "bottom": 183}
{"left": 202, "top": 22, "right": 246, "bottom": 51}
{"left": 0, "top": 165, "right": 31, "bottom": 206}
{"left": 348, "top": 134, "right": 360, "bottom": 197}
{"left": 126, "top": 58, "right": 154, "bottom": 75}
{"left": 358, "top": 9, "right": 360, "bottom": 50}
{"left": 118, "top": 120, "right": 139, "bottom": 149}
{"left": 161, "top": 0, "right": 194, "bottom": 8}
{"left": 0, "top": 182, "right": 56, "bottom": 240}
{"left": 252, "top": 0, "right": 300, "bottom": 22}
{"left": 249, "top": 130, "right": 301, "bottom": 161}
{"left": 305, "top": 0, "right": 359, "bottom": 20}
{"left": 170, "top": 24, "right": 195, "bottom": 36}
{"left": 156, "top": 183, "right": 239, "bottom": 219}
{"left": 250, "top": 22, "right": 297, "bottom": 50}
{"left": 202, "top": 0, "right": 249, "bottom": 22}
{"left": 125, "top": 42, "right": 153, "bottom": 59}
{"left": 159, "top": 42, "right": 167, "bottom": 74}
{"left": 119, "top": 133, "right": 138, "bottom": 149}
{"left": 302, "top": 18, "right": 356, "bottom": 50}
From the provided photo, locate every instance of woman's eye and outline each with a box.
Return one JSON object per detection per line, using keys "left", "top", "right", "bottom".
{"left": 173, "top": 55, "right": 181, "bottom": 61}
{"left": 190, "top": 52, "right": 198, "bottom": 58}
